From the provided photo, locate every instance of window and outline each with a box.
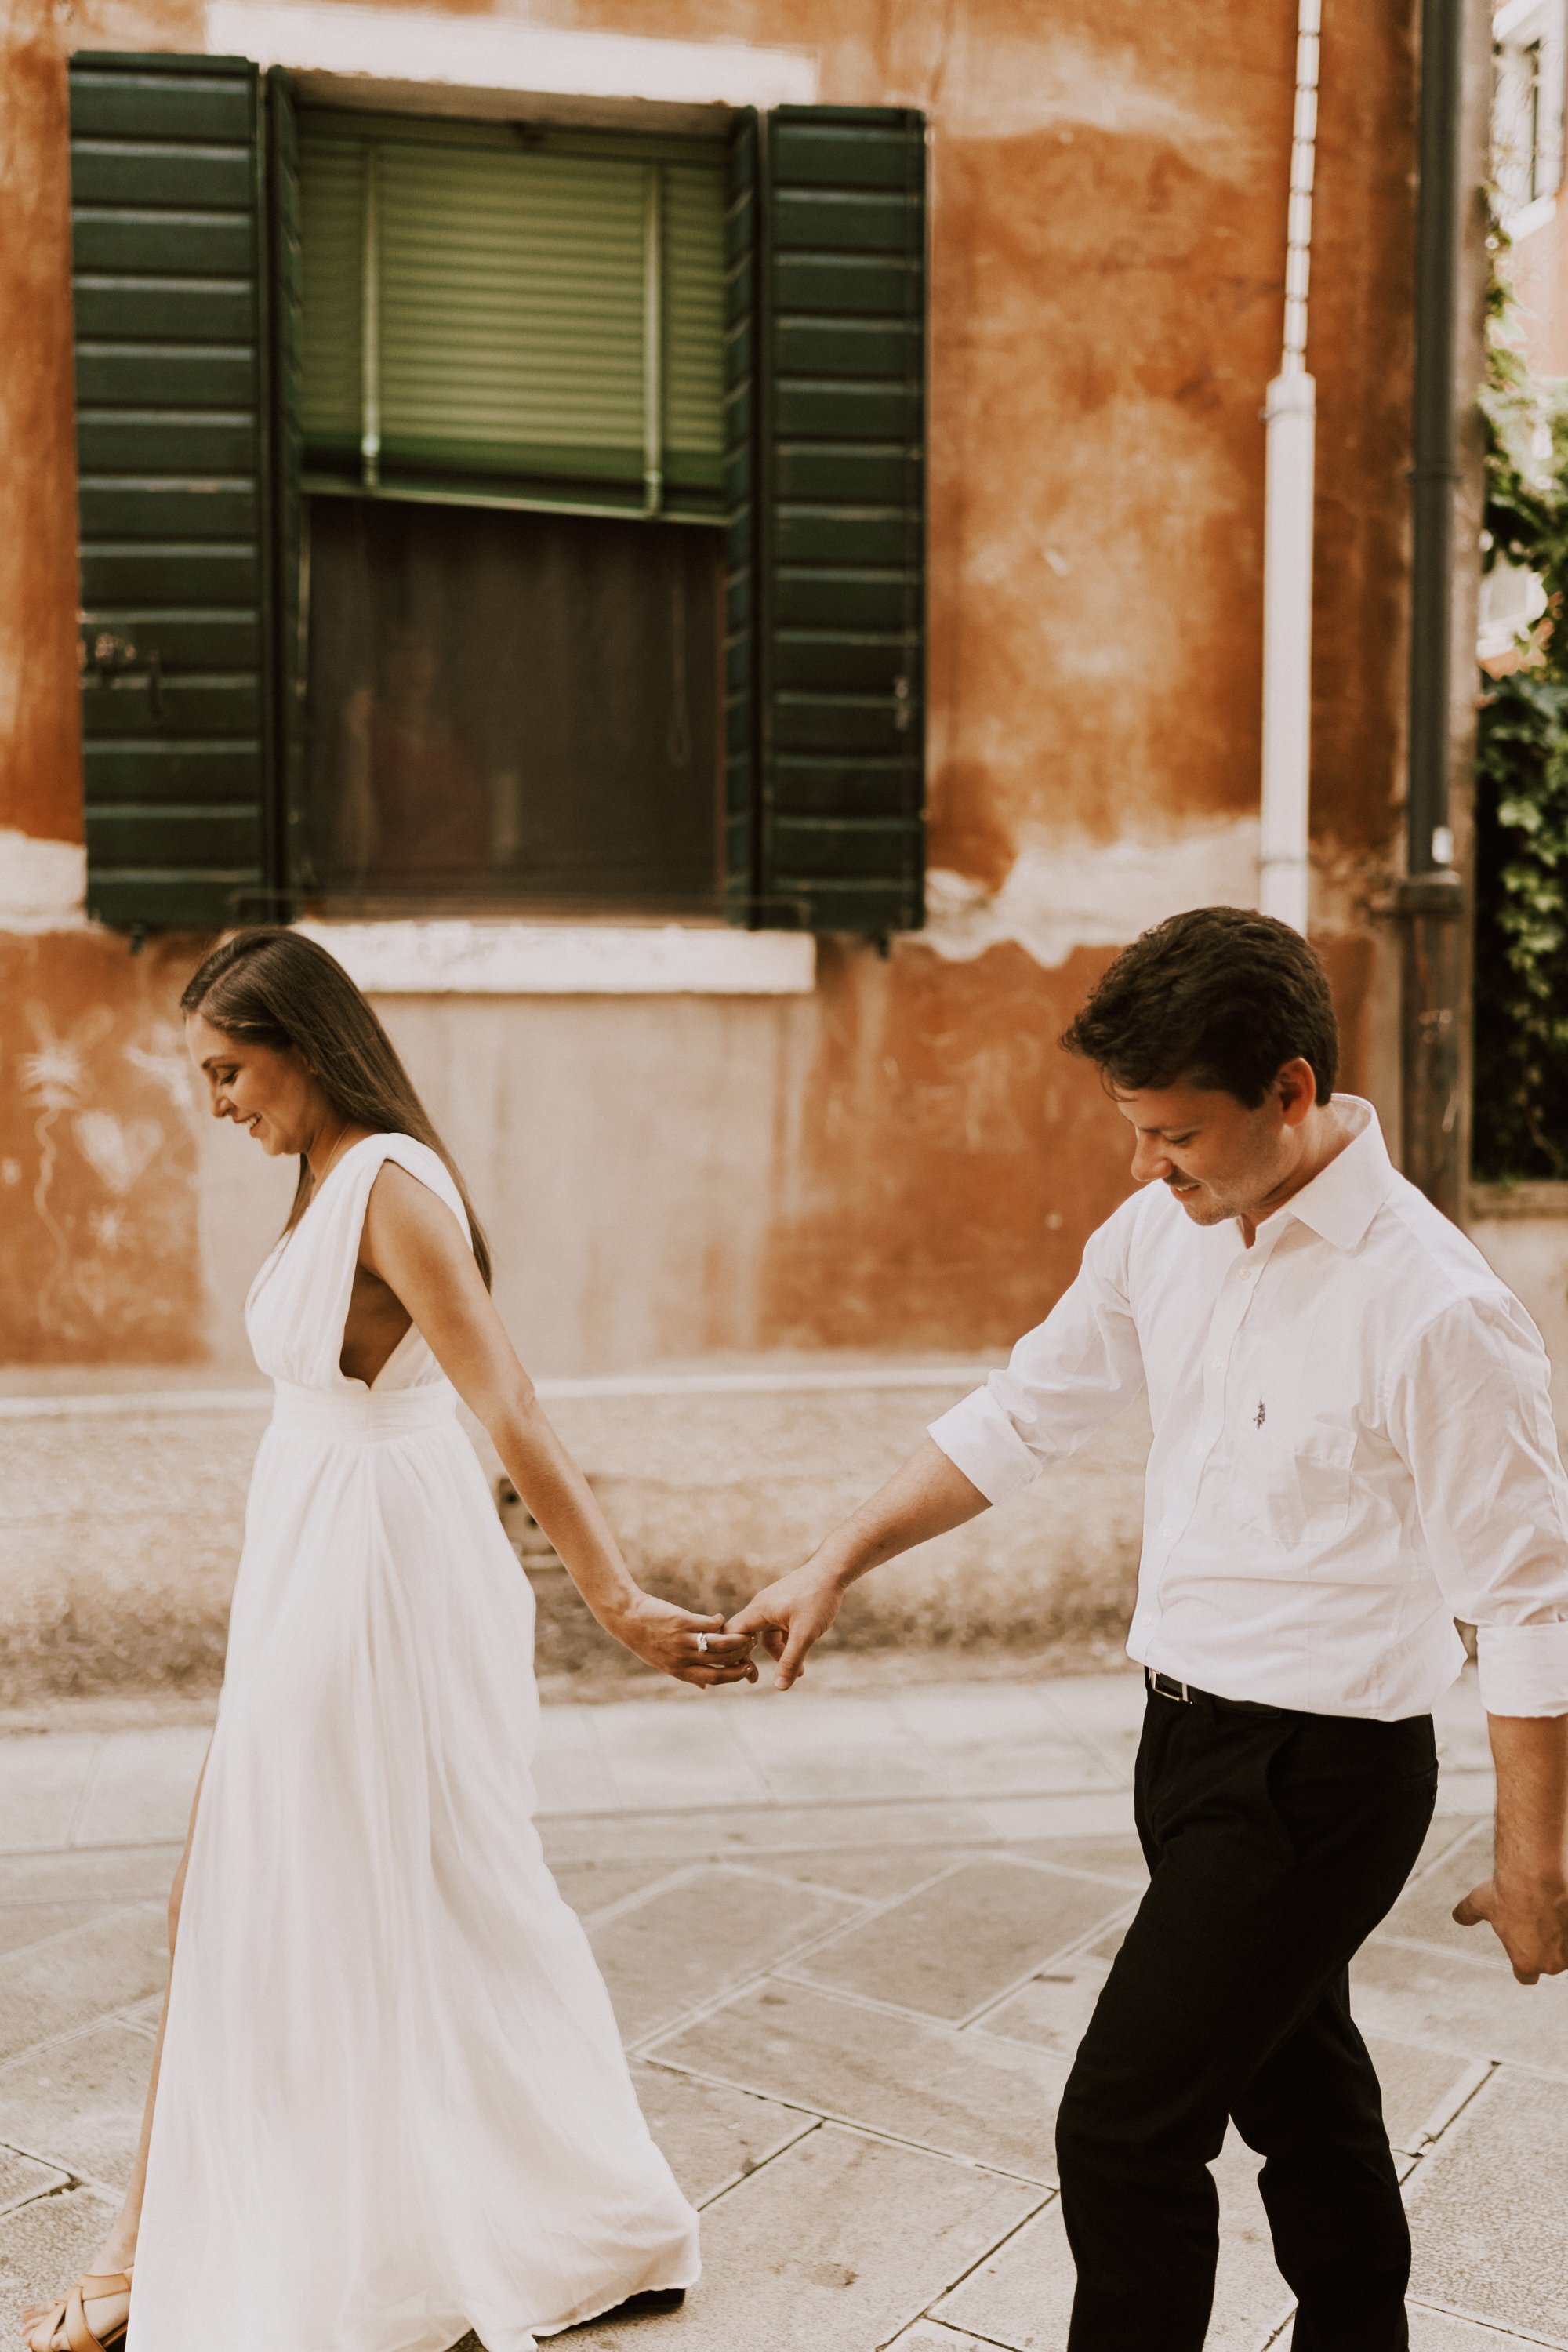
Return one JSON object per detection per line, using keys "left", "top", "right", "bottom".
{"left": 1494, "top": 0, "right": 1566, "bottom": 225}
{"left": 67, "top": 55, "right": 927, "bottom": 938}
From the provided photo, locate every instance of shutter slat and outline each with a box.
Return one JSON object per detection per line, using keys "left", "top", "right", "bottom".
{"left": 71, "top": 51, "right": 278, "bottom": 929}
{"left": 721, "top": 111, "right": 760, "bottom": 918}
{"left": 728, "top": 103, "right": 925, "bottom": 936}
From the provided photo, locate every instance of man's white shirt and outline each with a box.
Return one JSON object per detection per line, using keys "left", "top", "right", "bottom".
{"left": 928, "top": 1098, "right": 1568, "bottom": 1720}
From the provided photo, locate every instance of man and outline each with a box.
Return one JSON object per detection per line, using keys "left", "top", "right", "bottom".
{"left": 731, "top": 907, "right": 1568, "bottom": 2352}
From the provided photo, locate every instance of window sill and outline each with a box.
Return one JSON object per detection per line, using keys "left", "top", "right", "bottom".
{"left": 1468, "top": 1181, "right": 1568, "bottom": 1220}
{"left": 292, "top": 918, "right": 816, "bottom": 996}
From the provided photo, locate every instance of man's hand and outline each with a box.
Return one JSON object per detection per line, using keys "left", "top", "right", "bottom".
{"left": 728, "top": 1564, "right": 845, "bottom": 1690}
{"left": 1453, "top": 1873, "right": 1568, "bottom": 1984}
{"left": 725, "top": 1439, "right": 990, "bottom": 1692}
{"left": 1461, "top": 1711, "right": 1568, "bottom": 1983}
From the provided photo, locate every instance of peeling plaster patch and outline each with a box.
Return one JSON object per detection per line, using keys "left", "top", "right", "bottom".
{"left": 0, "top": 831, "right": 85, "bottom": 926}
{"left": 205, "top": 2, "right": 819, "bottom": 106}
{"left": 921, "top": 818, "right": 1261, "bottom": 970}
{"left": 941, "top": 31, "right": 1254, "bottom": 173}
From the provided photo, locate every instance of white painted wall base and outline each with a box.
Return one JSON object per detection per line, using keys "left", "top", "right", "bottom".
{"left": 295, "top": 919, "right": 818, "bottom": 996}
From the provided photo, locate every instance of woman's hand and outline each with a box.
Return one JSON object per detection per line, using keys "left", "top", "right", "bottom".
{"left": 604, "top": 1590, "right": 759, "bottom": 1689}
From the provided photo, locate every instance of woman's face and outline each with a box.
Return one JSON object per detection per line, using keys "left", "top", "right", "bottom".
{"left": 184, "top": 1012, "right": 324, "bottom": 1156}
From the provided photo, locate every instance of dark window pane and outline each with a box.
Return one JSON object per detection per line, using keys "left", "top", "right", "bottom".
{"left": 303, "top": 496, "right": 723, "bottom": 912}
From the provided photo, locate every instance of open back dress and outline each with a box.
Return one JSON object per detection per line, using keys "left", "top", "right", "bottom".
{"left": 125, "top": 1133, "right": 699, "bottom": 2352}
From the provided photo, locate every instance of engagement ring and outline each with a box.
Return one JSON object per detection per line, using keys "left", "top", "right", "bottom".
{"left": 695, "top": 1632, "right": 710, "bottom": 1653}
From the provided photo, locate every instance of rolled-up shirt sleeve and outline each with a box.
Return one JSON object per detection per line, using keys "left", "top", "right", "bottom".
{"left": 928, "top": 1195, "right": 1148, "bottom": 1504}
{"left": 1388, "top": 1292, "right": 1568, "bottom": 1717}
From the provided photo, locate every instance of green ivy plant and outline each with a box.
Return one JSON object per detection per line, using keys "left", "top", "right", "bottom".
{"left": 1474, "top": 232, "right": 1568, "bottom": 1179}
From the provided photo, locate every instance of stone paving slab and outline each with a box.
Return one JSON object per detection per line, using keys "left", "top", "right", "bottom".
{"left": 0, "top": 1845, "right": 183, "bottom": 1908}
{"left": 932, "top": 2131, "right": 1298, "bottom": 2352}
{"left": 1407, "top": 2312, "right": 1563, "bottom": 2348}
{"left": 0, "top": 1906, "right": 166, "bottom": 2066}
{"left": 70, "top": 1727, "right": 209, "bottom": 1849}
{"left": 0, "top": 2187, "right": 118, "bottom": 2342}
{"left": 539, "top": 1795, "right": 1004, "bottom": 1864}
{"left": 786, "top": 1857, "right": 1131, "bottom": 2024}
{"left": 0, "top": 2147, "right": 67, "bottom": 2222}
{"left": 1407, "top": 2067, "right": 1568, "bottom": 2344}
{"left": 649, "top": 1979, "right": 1070, "bottom": 2182}
{"left": 627, "top": 2063, "right": 815, "bottom": 2209}
{"left": 0, "top": 1740, "right": 103, "bottom": 1855}
{"left": 1350, "top": 1939, "right": 1568, "bottom": 2078}
{"left": 564, "top": 2125, "right": 1045, "bottom": 2352}
{"left": 0, "top": 1664, "right": 1560, "bottom": 2351}
{"left": 588, "top": 1865, "right": 853, "bottom": 2045}
{"left": 0, "top": 2016, "right": 158, "bottom": 2193}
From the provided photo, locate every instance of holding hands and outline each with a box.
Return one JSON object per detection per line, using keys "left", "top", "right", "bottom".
{"left": 605, "top": 1589, "right": 759, "bottom": 1690}
{"left": 726, "top": 1563, "right": 846, "bottom": 1690}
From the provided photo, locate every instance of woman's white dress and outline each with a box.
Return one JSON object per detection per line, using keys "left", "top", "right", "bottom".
{"left": 125, "top": 1133, "right": 699, "bottom": 2352}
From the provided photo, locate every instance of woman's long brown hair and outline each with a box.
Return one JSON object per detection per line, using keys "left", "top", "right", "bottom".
{"left": 181, "top": 928, "right": 493, "bottom": 1288}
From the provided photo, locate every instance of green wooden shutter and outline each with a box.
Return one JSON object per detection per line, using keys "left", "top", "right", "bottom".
{"left": 297, "top": 114, "right": 725, "bottom": 519}
{"left": 71, "top": 53, "right": 281, "bottom": 930}
{"left": 726, "top": 106, "right": 927, "bottom": 935}
{"left": 265, "top": 67, "right": 307, "bottom": 908}
{"left": 722, "top": 110, "right": 760, "bottom": 920}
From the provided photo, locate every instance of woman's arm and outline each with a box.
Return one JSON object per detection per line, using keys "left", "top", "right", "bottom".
{"left": 361, "top": 1163, "right": 755, "bottom": 1689}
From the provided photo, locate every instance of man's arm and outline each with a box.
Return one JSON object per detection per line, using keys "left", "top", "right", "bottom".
{"left": 1454, "top": 1713, "right": 1568, "bottom": 1982}
{"left": 728, "top": 1439, "right": 989, "bottom": 1689}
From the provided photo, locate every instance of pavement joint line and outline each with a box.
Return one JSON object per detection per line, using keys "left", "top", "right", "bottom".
{"left": 618, "top": 1886, "right": 927, "bottom": 2053}
{"left": 683, "top": 2111, "right": 822, "bottom": 2212}
{"left": 60, "top": 1737, "right": 106, "bottom": 1853}
{"left": 0, "top": 1899, "right": 164, "bottom": 1980}
{"left": 920, "top": 2180, "right": 1062, "bottom": 2321}
{"left": 1406, "top": 2297, "right": 1567, "bottom": 2347}
{"left": 0, "top": 1839, "right": 185, "bottom": 1864}
{"left": 664, "top": 1856, "right": 869, "bottom": 1911}
{"left": 535, "top": 1780, "right": 1133, "bottom": 1822}
{"left": 633, "top": 2051, "right": 1062, "bottom": 2191}
{"left": 1405, "top": 2053, "right": 1496, "bottom": 2151}
{"left": 0, "top": 1998, "right": 166, "bottom": 2078}
{"left": 1370, "top": 1927, "right": 1546, "bottom": 1979}
{"left": 949, "top": 1904, "right": 1141, "bottom": 2037}
{"left": 899, "top": 2328, "right": 1018, "bottom": 2352}
{"left": 771, "top": 1886, "right": 1139, "bottom": 2038}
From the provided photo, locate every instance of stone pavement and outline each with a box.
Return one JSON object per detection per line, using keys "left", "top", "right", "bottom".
{"left": 0, "top": 1666, "right": 1562, "bottom": 2350}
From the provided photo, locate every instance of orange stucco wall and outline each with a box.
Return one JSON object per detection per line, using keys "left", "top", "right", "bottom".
{"left": 0, "top": 0, "right": 1417, "bottom": 1373}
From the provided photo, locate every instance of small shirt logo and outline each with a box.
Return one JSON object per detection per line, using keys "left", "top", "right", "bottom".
{"left": 1254, "top": 1398, "right": 1267, "bottom": 1428}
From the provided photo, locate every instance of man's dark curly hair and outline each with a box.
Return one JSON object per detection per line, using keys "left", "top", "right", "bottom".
{"left": 1059, "top": 906, "right": 1338, "bottom": 1109}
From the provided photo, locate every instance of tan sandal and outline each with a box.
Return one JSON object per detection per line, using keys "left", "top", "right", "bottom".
{"left": 20, "top": 2270, "right": 132, "bottom": 2352}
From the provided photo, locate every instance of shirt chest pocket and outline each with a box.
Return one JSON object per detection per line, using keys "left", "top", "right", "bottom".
{"left": 1233, "top": 1418, "right": 1357, "bottom": 1553}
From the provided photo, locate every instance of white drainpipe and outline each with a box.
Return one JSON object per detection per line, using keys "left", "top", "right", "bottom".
{"left": 1258, "top": 0, "right": 1321, "bottom": 934}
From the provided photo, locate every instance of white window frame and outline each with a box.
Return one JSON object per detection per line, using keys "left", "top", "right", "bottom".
{"left": 1494, "top": 0, "right": 1566, "bottom": 236}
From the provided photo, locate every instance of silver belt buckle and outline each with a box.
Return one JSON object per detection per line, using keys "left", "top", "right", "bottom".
{"left": 1148, "top": 1668, "right": 1192, "bottom": 1703}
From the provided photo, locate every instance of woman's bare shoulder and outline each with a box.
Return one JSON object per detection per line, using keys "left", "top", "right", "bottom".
{"left": 360, "top": 1156, "right": 469, "bottom": 1269}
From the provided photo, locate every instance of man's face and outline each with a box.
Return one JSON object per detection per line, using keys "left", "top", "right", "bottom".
{"left": 1112, "top": 1069, "right": 1312, "bottom": 1228}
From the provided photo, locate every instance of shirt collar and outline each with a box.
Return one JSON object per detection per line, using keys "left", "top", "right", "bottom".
{"left": 1271, "top": 1095, "right": 1394, "bottom": 1253}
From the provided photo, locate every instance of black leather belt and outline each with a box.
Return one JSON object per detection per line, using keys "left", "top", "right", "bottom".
{"left": 1145, "top": 1666, "right": 1284, "bottom": 1717}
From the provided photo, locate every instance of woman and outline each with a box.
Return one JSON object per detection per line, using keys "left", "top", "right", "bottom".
{"left": 24, "top": 928, "right": 755, "bottom": 2352}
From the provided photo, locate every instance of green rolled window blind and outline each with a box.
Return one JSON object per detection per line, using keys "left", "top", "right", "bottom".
{"left": 298, "top": 113, "right": 725, "bottom": 520}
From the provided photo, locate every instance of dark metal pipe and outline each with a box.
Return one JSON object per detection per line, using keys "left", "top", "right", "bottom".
{"left": 1406, "top": 0, "right": 1465, "bottom": 880}
{"left": 1399, "top": 0, "right": 1468, "bottom": 1215}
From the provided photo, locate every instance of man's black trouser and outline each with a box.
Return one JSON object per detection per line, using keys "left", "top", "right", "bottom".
{"left": 1055, "top": 1682, "right": 1439, "bottom": 2351}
